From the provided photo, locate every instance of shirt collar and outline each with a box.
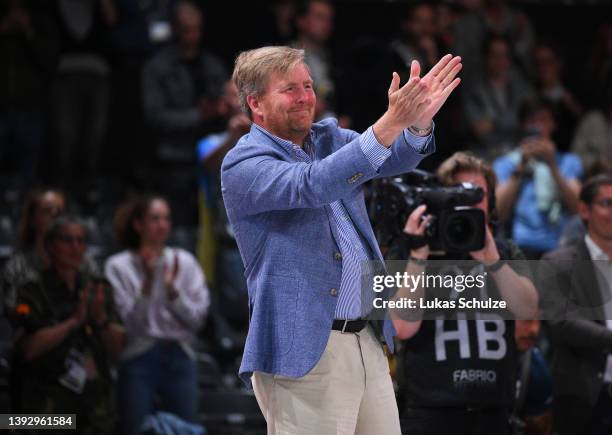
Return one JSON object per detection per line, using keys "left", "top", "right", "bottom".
{"left": 253, "top": 123, "right": 315, "bottom": 158}
{"left": 585, "top": 234, "right": 610, "bottom": 262}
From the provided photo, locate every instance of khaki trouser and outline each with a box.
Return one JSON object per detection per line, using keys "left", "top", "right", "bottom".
{"left": 252, "top": 325, "right": 401, "bottom": 435}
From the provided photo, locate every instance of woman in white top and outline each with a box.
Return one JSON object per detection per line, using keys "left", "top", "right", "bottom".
{"left": 105, "top": 195, "right": 210, "bottom": 435}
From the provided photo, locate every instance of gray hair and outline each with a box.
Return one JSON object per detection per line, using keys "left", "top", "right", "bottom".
{"left": 232, "top": 46, "right": 306, "bottom": 117}
{"left": 44, "top": 215, "right": 88, "bottom": 252}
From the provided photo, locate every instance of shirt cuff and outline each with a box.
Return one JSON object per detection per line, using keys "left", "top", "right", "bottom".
{"left": 403, "top": 121, "right": 435, "bottom": 154}
{"left": 360, "top": 126, "right": 393, "bottom": 171}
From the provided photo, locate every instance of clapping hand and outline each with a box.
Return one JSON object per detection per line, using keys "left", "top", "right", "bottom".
{"left": 139, "top": 248, "right": 159, "bottom": 297}
{"left": 72, "top": 283, "right": 91, "bottom": 327}
{"left": 412, "top": 54, "right": 462, "bottom": 128}
{"left": 89, "top": 281, "right": 108, "bottom": 327}
{"left": 164, "top": 252, "right": 180, "bottom": 300}
{"left": 375, "top": 54, "right": 462, "bottom": 146}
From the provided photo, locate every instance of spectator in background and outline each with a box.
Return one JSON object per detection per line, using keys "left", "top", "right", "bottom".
{"left": 538, "top": 174, "right": 612, "bottom": 435}
{"left": 141, "top": 0, "right": 227, "bottom": 236}
{"left": 463, "top": 35, "right": 534, "bottom": 159}
{"left": 10, "top": 215, "right": 124, "bottom": 434}
{"left": 531, "top": 42, "right": 583, "bottom": 148}
{"left": 453, "top": 0, "right": 534, "bottom": 86}
{"left": 389, "top": 3, "right": 441, "bottom": 80}
{"left": 105, "top": 195, "right": 210, "bottom": 435}
{"left": 559, "top": 162, "right": 612, "bottom": 248}
{"left": 0, "top": 0, "right": 59, "bottom": 183}
{"left": 511, "top": 318, "right": 553, "bottom": 435}
{"left": 571, "top": 85, "right": 612, "bottom": 171}
{"left": 51, "top": 0, "right": 117, "bottom": 190}
{"left": 259, "top": 0, "right": 297, "bottom": 45}
{"left": 106, "top": 0, "right": 175, "bottom": 183}
{"left": 291, "top": 0, "right": 338, "bottom": 121}
{"left": 196, "top": 80, "right": 250, "bottom": 330}
{"left": 585, "top": 22, "right": 612, "bottom": 107}
{"left": 434, "top": 3, "right": 458, "bottom": 55}
{"left": 494, "top": 99, "right": 582, "bottom": 259}
{"left": 109, "top": 0, "right": 172, "bottom": 55}
{"left": 1, "top": 189, "right": 99, "bottom": 315}
{"left": 386, "top": 2, "right": 468, "bottom": 172}
{"left": 2, "top": 190, "right": 65, "bottom": 315}
{"left": 0, "top": 189, "right": 102, "bottom": 414}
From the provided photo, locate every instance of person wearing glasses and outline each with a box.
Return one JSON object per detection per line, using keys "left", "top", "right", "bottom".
{"left": 10, "top": 215, "right": 124, "bottom": 435}
{"left": 538, "top": 174, "right": 612, "bottom": 435}
{"left": 1, "top": 189, "right": 99, "bottom": 413}
{"left": 104, "top": 195, "right": 210, "bottom": 435}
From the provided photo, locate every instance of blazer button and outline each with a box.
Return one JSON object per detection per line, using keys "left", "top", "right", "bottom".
{"left": 334, "top": 252, "right": 342, "bottom": 261}
{"left": 330, "top": 288, "right": 338, "bottom": 296}
{"left": 598, "top": 372, "right": 604, "bottom": 379}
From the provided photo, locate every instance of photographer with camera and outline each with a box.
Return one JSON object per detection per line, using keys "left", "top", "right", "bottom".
{"left": 387, "top": 152, "right": 537, "bottom": 435}
{"left": 494, "top": 99, "right": 583, "bottom": 259}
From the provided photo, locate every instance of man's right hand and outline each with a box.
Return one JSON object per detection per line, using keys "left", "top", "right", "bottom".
{"left": 403, "top": 204, "right": 431, "bottom": 259}
{"left": 373, "top": 62, "right": 430, "bottom": 145}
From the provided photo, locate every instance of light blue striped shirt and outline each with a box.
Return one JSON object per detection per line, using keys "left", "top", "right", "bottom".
{"left": 253, "top": 121, "right": 433, "bottom": 319}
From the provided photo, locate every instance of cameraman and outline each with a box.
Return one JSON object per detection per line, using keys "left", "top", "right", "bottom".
{"left": 390, "top": 152, "right": 538, "bottom": 435}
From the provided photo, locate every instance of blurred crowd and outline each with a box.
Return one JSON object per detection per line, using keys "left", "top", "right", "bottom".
{"left": 1, "top": 0, "right": 612, "bottom": 434}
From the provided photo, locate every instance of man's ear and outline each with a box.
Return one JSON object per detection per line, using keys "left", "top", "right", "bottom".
{"left": 247, "top": 95, "right": 262, "bottom": 120}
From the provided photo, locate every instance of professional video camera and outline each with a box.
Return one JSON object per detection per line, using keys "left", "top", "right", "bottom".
{"left": 369, "top": 170, "right": 486, "bottom": 253}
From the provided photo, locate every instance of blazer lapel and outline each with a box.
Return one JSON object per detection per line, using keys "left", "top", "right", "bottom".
{"left": 573, "top": 240, "right": 607, "bottom": 323}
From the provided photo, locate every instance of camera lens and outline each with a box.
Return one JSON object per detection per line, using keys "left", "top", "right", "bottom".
{"left": 439, "top": 208, "right": 485, "bottom": 252}
{"left": 446, "top": 215, "right": 476, "bottom": 246}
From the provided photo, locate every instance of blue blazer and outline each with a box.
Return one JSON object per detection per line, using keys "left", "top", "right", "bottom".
{"left": 221, "top": 118, "right": 434, "bottom": 385}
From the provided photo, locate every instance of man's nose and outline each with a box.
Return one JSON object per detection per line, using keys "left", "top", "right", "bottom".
{"left": 295, "top": 86, "right": 312, "bottom": 103}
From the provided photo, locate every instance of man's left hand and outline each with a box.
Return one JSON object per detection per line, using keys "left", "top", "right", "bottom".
{"left": 412, "top": 54, "right": 463, "bottom": 129}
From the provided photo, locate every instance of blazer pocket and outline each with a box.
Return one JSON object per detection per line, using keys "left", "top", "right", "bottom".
{"left": 250, "top": 274, "right": 301, "bottom": 356}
